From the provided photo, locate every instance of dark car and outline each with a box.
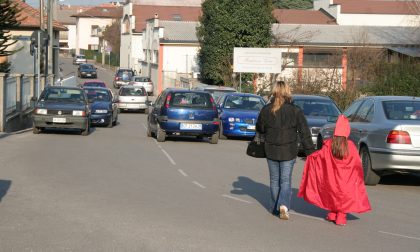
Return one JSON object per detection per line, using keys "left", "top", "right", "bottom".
{"left": 146, "top": 88, "right": 220, "bottom": 144}
{"left": 77, "top": 64, "right": 97, "bottom": 78}
{"left": 32, "top": 86, "right": 90, "bottom": 135}
{"left": 113, "top": 68, "right": 134, "bottom": 88}
{"left": 292, "top": 94, "right": 341, "bottom": 149}
{"left": 217, "top": 93, "right": 266, "bottom": 139}
{"left": 83, "top": 87, "right": 118, "bottom": 127}
{"left": 81, "top": 81, "right": 106, "bottom": 88}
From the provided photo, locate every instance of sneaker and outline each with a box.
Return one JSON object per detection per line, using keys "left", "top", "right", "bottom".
{"left": 279, "top": 205, "right": 289, "bottom": 220}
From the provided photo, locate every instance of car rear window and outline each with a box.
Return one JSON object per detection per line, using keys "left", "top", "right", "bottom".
{"left": 294, "top": 99, "right": 341, "bottom": 117}
{"left": 83, "top": 82, "right": 105, "bottom": 87}
{"left": 383, "top": 101, "right": 420, "bottom": 120}
{"left": 84, "top": 89, "right": 111, "bottom": 102}
{"left": 119, "top": 87, "right": 146, "bottom": 96}
{"left": 224, "top": 96, "right": 265, "bottom": 110}
{"left": 170, "top": 92, "right": 213, "bottom": 109}
{"left": 117, "top": 70, "right": 134, "bottom": 81}
{"left": 134, "top": 77, "right": 151, "bottom": 82}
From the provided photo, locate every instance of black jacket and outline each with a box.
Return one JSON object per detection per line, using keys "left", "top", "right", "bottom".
{"left": 256, "top": 102, "right": 314, "bottom": 161}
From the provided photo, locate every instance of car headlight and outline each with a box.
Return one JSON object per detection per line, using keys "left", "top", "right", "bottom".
{"left": 81, "top": 72, "right": 86, "bottom": 74}
{"left": 35, "top": 108, "right": 47, "bottom": 115}
{"left": 235, "top": 118, "right": 241, "bottom": 122}
{"left": 228, "top": 117, "right": 234, "bottom": 122}
{"left": 95, "top": 109, "right": 108, "bottom": 114}
{"left": 73, "top": 110, "right": 86, "bottom": 116}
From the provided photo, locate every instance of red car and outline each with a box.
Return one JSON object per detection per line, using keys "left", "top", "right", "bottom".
{"left": 82, "top": 81, "right": 107, "bottom": 88}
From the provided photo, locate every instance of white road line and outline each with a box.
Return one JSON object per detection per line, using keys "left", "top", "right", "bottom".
{"left": 161, "top": 149, "right": 176, "bottom": 166}
{"left": 192, "top": 181, "right": 206, "bottom": 189}
{"left": 153, "top": 138, "right": 158, "bottom": 144}
{"left": 142, "top": 123, "right": 147, "bottom": 130}
{"left": 178, "top": 169, "right": 188, "bottom": 177}
{"left": 221, "top": 194, "right": 252, "bottom": 204}
{"left": 378, "top": 231, "right": 420, "bottom": 241}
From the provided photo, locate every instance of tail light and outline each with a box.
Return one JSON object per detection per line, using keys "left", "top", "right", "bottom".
{"left": 115, "top": 77, "right": 120, "bottom": 81}
{"left": 387, "top": 130, "right": 412, "bottom": 144}
{"left": 165, "top": 94, "right": 172, "bottom": 109}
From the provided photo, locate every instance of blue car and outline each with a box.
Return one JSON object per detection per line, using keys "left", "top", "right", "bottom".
{"left": 83, "top": 87, "right": 118, "bottom": 127}
{"left": 147, "top": 88, "right": 220, "bottom": 144}
{"left": 217, "top": 93, "right": 266, "bottom": 139}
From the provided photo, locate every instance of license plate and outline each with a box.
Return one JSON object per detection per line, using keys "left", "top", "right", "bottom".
{"left": 127, "top": 104, "right": 140, "bottom": 109}
{"left": 86, "top": 74, "right": 91, "bottom": 76}
{"left": 53, "top": 117, "right": 66, "bottom": 123}
{"left": 180, "top": 123, "right": 202, "bottom": 130}
{"left": 247, "top": 125, "right": 256, "bottom": 130}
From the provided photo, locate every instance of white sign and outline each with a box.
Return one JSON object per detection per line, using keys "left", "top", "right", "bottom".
{"left": 233, "top": 47, "right": 282, "bottom": 73}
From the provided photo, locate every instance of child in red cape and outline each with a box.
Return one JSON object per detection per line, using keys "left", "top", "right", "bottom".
{"left": 298, "top": 115, "right": 371, "bottom": 226}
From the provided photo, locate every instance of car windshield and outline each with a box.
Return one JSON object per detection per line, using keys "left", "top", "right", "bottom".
{"left": 77, "top": 55, "right": 85, "bottom": 59}
{"left": 84, "top": 89, "right": 111, "bottom": 102}
{"left": 294, "top": 99, "right": 341, "bottom": 117}
{"left": 170, "top": 92, "right": 213, "bottom": 109}
{"left": 223, "top": 95, "right": 265, "bottom": 110}
{"left": 120, "top": 87, "right": 146, "bottom": 96}
{"left": 117, "top": 70, "right": 133, "bottom": 81}
{"left": 383, "top": 100, "right": 420, "bottom": 120}
{"left": 84, "top": 82, "right": 105, "bottom": 87}
{"left": 208, "top": 90, "right": 236, "bottom": 102}
{"left": 81, "top": 65, "right": 94, "bottom": 70}
{"left": 40, "top": 88, "right": 85, "bottom": 103}
{"left": 134, "top": 77, "right": 150, "bottom": 82}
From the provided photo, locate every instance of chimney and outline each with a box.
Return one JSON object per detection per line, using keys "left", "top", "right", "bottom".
{"left": 154, "top": 13, "right": 159, "bottom": 28}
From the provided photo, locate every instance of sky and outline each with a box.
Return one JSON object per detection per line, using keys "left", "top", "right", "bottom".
{"left": 25, "top": 0, "right": 115, "bottom": 8}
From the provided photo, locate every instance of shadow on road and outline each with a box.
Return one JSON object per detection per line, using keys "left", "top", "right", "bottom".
{"left": 379, "top": 173, "right": 420, "bottom": 186}
{"left": 230, "top": 176, "right": 358, "bottom": 220}
{"left": 0, "top": 180, "right": 12, "bottom": 202}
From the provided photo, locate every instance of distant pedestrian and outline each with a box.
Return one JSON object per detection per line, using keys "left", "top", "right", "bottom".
{"left": 256, "top": 81, "right": 314, "bottom": 220}
{"left": 298, "top": 115, "right": 371, "bottom": 226}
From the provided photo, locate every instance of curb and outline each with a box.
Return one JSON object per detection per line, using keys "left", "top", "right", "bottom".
{"left": 0, "top": 128, "right": 32, "bottom": 139}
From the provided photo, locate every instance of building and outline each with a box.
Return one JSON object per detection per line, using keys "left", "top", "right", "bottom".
{"left": 72, "top": 5, "right": 123, "bottom": 54}
{"left": 130, "top": 0, "right": 203, "bottom": 6}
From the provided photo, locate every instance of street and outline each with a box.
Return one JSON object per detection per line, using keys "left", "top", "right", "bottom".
{"left": 0, "top": 58, "right": 419, "bottom": 251}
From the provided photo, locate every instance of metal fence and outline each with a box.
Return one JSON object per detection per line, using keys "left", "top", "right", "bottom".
{"left": 6, "top": 77, "right": 16, "bottom": 114}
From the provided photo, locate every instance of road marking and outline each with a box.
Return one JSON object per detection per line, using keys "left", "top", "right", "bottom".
{"left": 161, "top": 149, "right": 176, "bottom": 166}
{"left": 192, "top": 181, "right": 206, "bottom": 189}
{"left": 153, "top": 138, "right": 158, "bottom": 144}
{"left": 378, "top": 231, "right": 420, "bottom": 241}
{"left": 142, "top": 123, "right": 147, "bottom": 130}
{"left": 221, "top": 194, "right": 252, "bottom": 204}
{"left": 178, "top": 169, "right": 188, "bottom": 177}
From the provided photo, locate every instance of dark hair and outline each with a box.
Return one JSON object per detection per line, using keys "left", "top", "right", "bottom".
{"left": 331, "top": 136, "right": 349, "bottom": 160}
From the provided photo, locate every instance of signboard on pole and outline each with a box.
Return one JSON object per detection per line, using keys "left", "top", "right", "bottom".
{"left": 233, "top": 47, "right": 282, "bottom": 73}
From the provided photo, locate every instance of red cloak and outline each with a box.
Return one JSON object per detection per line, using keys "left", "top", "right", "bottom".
{"left": 298, "top": 139, "right": 371, "bottom": 213}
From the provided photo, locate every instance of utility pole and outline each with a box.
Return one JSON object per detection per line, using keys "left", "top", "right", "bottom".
{"left": 47, "top": 0, "right": 54, "bottom": 80}
{"left": 37, "top": 0, "right": 44, "bottom": 97}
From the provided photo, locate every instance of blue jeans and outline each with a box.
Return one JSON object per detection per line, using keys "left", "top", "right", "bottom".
{"left": 267, "top": 158, "right": 296, "bottom": 213}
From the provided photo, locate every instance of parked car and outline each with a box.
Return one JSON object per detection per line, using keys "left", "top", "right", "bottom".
{"left": 129, "top": 76, "right": 154, "bottom": 95}
{"left": 73, "top": 54, "right": 87, "bottom": 65}
{"left": 113, "top": 68, "right": 134, "bottom": 88}
{"left": 32, "top": 86, "right": 90, "bottom": 135}
{"left": 117, "top": 86, "right": 149, "bottom": 113}
{"left": 147, "top": 88, "right": 220, "bottom": 144}
{"left": 292, "top": 94, "right": 341, "bottom": 148}
{"left": 83, "top": 87, "right": 118, "bottom": 127}
{"left": 317, "top": 96, "right": 420, "bottom": 185}
{"left": 77, "top": 64, "right": 97, "bottom": 78}
{"left": 81, "top": 81, "right": 107, "bottom": 88}
{"left": 193, "top": 85, "right": 237, "bottom": 103}
{"left": 217, "top": 93, "right": 266, "bottom": 139}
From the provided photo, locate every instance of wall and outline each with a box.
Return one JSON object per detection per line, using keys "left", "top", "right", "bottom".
{"left": 337, "top": 14, "right": 419, "bottom": 26}
{"left": 76, "top": 17, "right": 114, "bottom": 54}
{"left": 67, "top": 25, "right": 77, "bottom": 49}
{"left": 162, "top": 45, "right": 200, "bottom": 74}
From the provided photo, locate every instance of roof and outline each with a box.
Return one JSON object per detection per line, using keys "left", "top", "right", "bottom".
{"left": 12, "top": 0, "right": 67, "bottom": 31}
{"left": 272, "top": 9, "right": 337, "bottom": 25}
{"left": 72, "top": 6, "right": 123, "bottom": 18}
{"left": 387, "top": 47, "right": 420, "bottom": 58}
{"left": 132, "top": 5, "right": 201, "bottom": 32}
{"left": 332, "top": 0, "right": 419, "bottom": 15}
{"left": 56, "top": 5, "right": 92, "bottom": 25}
{"left": 272, "top": 24, "right": 420, "bottom": 47}
{"left": 160, "top": 20, "right": 199, "bottom": 43}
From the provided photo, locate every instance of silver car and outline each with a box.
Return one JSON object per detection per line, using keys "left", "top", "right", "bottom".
{"left": 317, "top": 96, "right": 420, "bottom": 185}
{"left": 117, "top": 86, "right": 149, "bottom": 113}
{"left": 129, "top": 76, "right": 154, "bottom": 96}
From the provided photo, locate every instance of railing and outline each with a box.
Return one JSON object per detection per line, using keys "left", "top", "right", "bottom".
{"left": 0, "top": 73, "right": 55, "bottom": 132}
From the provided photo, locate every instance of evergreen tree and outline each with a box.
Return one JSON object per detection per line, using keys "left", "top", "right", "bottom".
{"left": 197, "top": 0, "right": 273, "bottom": 85}
{"left": 0, "top": 0, "right": 21, "bottom": 72}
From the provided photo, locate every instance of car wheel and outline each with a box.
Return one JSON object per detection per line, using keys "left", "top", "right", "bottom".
{"left": 81, "top": 122, "right": 90, "bottom": 136}
{"left": 209, "top": 132, "right": 219, "bottom": 144}
{"left": 156, "top": 123, "right": 166, "bottom": 142}
{"left": 219, "top": 123, "right": 227, "bottom": 140}
{"left": 360, "top": 146, "right": 380, "bottom": 186}
{"left": 33, "top": 126, "right": 41, "bottom": 134}
{"left": 316, "top": 135, "right": 323, "bottom": 149}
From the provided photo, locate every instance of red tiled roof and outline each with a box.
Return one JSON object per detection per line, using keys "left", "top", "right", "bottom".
{"left": 132, "top": 5, "right": 202, "bottom": 32}
{"left": 12, "top": 0, "right": 67, "bottom": 31}
{"left": 272, "top": 9, "right": 337, "bottom": 24}
{"left": 333, "top": 0, "right": 419, "bottom": 15}
{"left": 72, "top": 6, "right": 123, "bottom": 18}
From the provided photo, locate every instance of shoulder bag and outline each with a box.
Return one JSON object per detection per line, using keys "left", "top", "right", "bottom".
{"left": 246, "top": 132, "right": 266, "bottom": 158}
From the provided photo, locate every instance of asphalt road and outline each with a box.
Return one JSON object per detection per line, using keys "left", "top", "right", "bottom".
{"left": 0, "top": 59, "right": 419, "bottom": 251}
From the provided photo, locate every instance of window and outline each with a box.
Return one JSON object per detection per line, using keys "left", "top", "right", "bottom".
{"left": 88, "top": 44, "right": 99, "bottom": 51}
{"left": 170, "top": 92, "right": 213, "bottom": 109}
{"left": 172, "top": 14, "right": 182, "bottom": 21}
{"left": 303, "top": 52, "right": 341, "bottom": 67}
{"left": 353, "top": 99, "right": 374, "bottom": 122}
{"left": 91, "top": 25, "right": 99, "bottom": 36}
{"left": 383, "top": 101, "right": 420, "bottom": 120}
{"left": 343, "top": 100, "right": 365, "bottom": 121}
{"left": 282, "top": 53, "right": 298, "bottom": 67}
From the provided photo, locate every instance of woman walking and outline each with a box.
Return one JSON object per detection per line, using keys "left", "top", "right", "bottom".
{"left": 256, "top": 81, "right": 314, "bottom": 220}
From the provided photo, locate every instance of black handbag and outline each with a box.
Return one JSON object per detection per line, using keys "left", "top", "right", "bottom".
{"left": 246, "top": 133, "right": 266, "bottom": 158}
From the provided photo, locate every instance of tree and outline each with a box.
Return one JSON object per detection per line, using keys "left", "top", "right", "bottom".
{"left": 273, "top": 0, "right": 313, "bottom": 9}
{"left": 197, "top": 0, "right": 273, "bottom": 86}
{"left": 0, "top": 0, "right": 22, "bottom": 72}
{"left": 103, "top": 21, "right": 120, "bottom": 54}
